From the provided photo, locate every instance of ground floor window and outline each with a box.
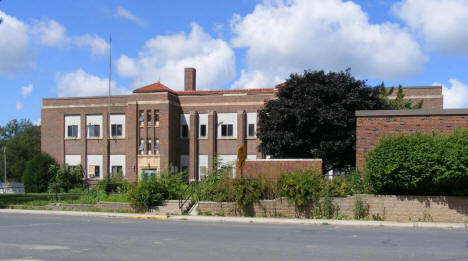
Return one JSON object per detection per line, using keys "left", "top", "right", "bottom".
{"left": 111, "top": 166, "right": 123, "bottom": 177}
{"left": 141, "top": 169, "right": 158, "bottom": 179}
{"left": 89, "top": 165, "right": 100, "bottom": 178}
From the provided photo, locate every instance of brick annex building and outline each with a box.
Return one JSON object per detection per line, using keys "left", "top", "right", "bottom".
{"left": 41, "top": 68, "right": 443, "bottom": 182}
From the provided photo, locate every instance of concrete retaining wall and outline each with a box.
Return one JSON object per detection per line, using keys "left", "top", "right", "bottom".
{"left": 197, "top": 194, "right": 468, "bottom": 223}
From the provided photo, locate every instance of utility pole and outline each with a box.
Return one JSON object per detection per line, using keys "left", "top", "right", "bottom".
{"left": 106, "top": 35, "right": 112, "bottom": 194}
{"left": 3, "top": 146, "right": 6, "bottom": 184}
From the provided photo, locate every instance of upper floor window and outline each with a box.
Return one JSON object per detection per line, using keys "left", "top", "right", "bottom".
{"left": 65, "top": 115, "right": 80, "bottom": 139}
{"left": 154, "top": 138, "right": 159, "bottom": 154}
{"left": 111, "top": 124, "right": 122, "bottom": 137}
{"left": 87, "top": 125, "right": 100, "bottom": 137}
{"left": 221, "top": 124, "right": 233, "bottom": 137}
{"left": 147, "top": 110, "right": 152, "bottom": 125}
{"left": 139, "top": 138, "right": 144, "bottom": 154}
{"left": 86, "top": 115, "right": 102, "bottom": 138}
{"left": 154, "top": 110, "right": 159, "bottom": 127}
{"left": 181, "top": 125, "right": 189, "bottom": 138}
{"left": 110, "top": 114, "right": 125, "bottom": 138}
{"left": 200, "top": 124, "right": 207, "bottom": 137}
{"left": 248, "top": 124, "right": 255, "bottom": 137}
{"left": 139, "top": 111, "right": 144, "bottom": 126}
{"left": 217, "top": 113, "right": 236, "bottom": 138}
{"left": 67, "top": 125, "right": 78, "bottom": 138}
{"left": 147, "top": 138, "right": 152, "bottom": 154}
{"left": 247, "top": 112, "right": 257, "bottom": 138}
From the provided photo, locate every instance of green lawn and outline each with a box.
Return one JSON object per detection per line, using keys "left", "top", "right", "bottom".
{"left": 0, "top": 192, "right": 128, "bottom": 206}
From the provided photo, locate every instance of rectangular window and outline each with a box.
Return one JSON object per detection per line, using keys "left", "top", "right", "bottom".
{"left": 199, "top": 166, "right": 207, "bottom": 180}
{"left": 67, "top": 125, "right": 78, "bottom": 138}
{"left": 221, "top": 124, "right": 233, "bottom": 137}
{"left": 200, "top": 124, "right": 207, "bottom": 137}
{"left": 248, "top": 124, "right": 255, "bottom": 137}
{"left": 147, "top": 138, "right": 152, "bottom": 154}
{"left": 147, "top": 110, "right": 152, "bottom": 125}
{"left": 139, "top": 110, "right": 144, "bottom": 126}
{"left": 182, "top": 125, "right": 189, "bottom": 138}
{"left": 111, "top": 166, "right": 122, "bottom": 177}
{"left": 139, "top": 138, "right": 144, "bottom": 154}
{"left": 111, "top": 124, "right": 122, "bottom": 137}
{"left": 89, "top": 165, "right": 100, "bottom": 178}
{"left": 154, "top": 138, "right": 159, "bottom": 154}
{"left": 87, "top": 125, "right": 100, "bottom": 138}
{"left": 154, "top": 110, "right": 159, "bottom": 127}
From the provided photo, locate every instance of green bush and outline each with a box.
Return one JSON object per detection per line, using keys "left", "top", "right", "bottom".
{"left": 127, "top": 174, "right": 168, "bottom": 212}
{"left": 48, "top": 164, "right": 83, "bottom": 192}
{"left": 278, "top": 169, "right": 323, "bottom": 212}
{"left": 158, "top": 170, "right": 188, "bottom": 200}
{"left": 23, "top": 153, "right": 56, "bottom": 193}
{"left": 232, "top": 177, "right": 263, "bottom": 209}
{"left": 194, "top": 172, "right": 234, "bottom": 202}
{"left": 365, "top": 130, "right": 468, "bottom": 195}
{"left": 95, "top": 173, "right": 129, "bottom": 194}
{"left": 353, "top": 195, "right": 369, "bottom": 219}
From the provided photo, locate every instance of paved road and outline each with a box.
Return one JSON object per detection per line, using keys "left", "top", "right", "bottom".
{"left": 0, "top": 213, "right": 467, "bottom": 261}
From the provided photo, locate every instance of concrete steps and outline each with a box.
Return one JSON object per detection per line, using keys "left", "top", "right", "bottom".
{"left": 147, "top": 200, "right": 193, "bottom": 215}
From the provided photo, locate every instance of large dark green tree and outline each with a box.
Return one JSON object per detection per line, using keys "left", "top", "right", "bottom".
{"left": 257, "top": 69, "right": 388, "bottom": 173}
{"left": 0, "top": 119, "right": 41, "bottom": 182}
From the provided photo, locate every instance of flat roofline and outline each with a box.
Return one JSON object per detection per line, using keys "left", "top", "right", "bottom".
{"left": 246, "top": 159, "right": 322, "bottom": 162}
{"left": 43, "top": 94, "right": 130, "bottom": 101}
{"left": 356, "top": 108, "right": 468, "bottom": 117}
{"left": 399, "top": 85, "right": 442, "bottom": 89}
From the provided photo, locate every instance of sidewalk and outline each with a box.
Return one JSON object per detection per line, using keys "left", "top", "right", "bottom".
{"left": 0, "top": 208, "right": 466, "bottom": 229}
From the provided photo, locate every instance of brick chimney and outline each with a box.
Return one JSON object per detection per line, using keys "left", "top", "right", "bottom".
{"left": 184, "top": 67, "right": 196, "bottom": 91}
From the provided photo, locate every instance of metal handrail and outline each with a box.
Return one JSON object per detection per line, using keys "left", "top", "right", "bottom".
{"left": 179, "top": 182, "right": 196, "bottom": 211}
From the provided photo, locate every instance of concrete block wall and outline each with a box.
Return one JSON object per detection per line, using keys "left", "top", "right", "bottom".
{"left": 197, "top": 195, "right": 468, "bottom": 223}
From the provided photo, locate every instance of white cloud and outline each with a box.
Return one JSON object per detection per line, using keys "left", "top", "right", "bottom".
{"left": 435, "top": 79, "right": 468, "bottom": 108}
{"left": 0, "top": 11, "right": 108, "bottom": 76}
{"left": 230, "top": 0, "right": 427, "bottom": 89}
{"left": 116, "top": 6, "right": 145, "bottom": 26}
{"left": 30, "top": 19, "right": 67, "bottom": 46}
{"left": 393, "top": 0, "right": 468, "bottom": 55}
{"left": 0, "top": 11, "right": 34, "bottom": 75}
{"left": 21, "top": 84, "right": 33, "bottom": 98}
{"left": 116, "top": 23, "right": 235, "bottom": 90}
{"left": 30, "top": 18, "right": 109, "bottom": 56}
{"left": 33, "top": 119, "right": 41, "bottom": 126}
{"left": 56, "top": 69, "right": 130, "bottom": 97}
{"left": 16, "top": 101, "right": 23, "bottom": 111}
{"left": 73, "top": 34, "right": 109, "bottom": 56}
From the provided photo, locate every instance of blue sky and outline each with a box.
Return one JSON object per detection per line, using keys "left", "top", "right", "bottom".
{"left": 1, "top": 0, "right": 468, "bottom": 125}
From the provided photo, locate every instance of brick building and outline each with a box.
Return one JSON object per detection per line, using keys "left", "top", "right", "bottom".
{"left": 42, "top": 68, "right": 278, "bottom": 182}
{"left": 41, "top": 68, "right": 443, "bottom": 181}
{"left": 356, "top": 108, "right": 468, "bottom": 171}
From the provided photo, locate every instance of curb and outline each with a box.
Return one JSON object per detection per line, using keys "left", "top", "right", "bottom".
{"left": 0, "top": 209, "right": 466, "bottom": 229}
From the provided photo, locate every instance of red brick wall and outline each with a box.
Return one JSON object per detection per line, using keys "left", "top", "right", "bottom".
{"left": 237, "top": 159, "right": 322, "bottom": 180}
{"left": 356, "top": 109, "right": 468, "bottom": 170}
